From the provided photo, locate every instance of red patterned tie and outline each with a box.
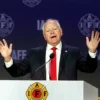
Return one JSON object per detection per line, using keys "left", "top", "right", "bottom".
{"left": 50, "top": 47, "right": 57, "bottom": 80}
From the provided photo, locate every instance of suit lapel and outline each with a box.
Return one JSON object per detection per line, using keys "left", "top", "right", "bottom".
{"left": 40, "top": 46, "right": 46, "bottom": 80}
{"left": 39, "top": 44, "right": 69, "bottom": 80}
{"left": 58, "top": 44, "right": 68, "bottom": 79}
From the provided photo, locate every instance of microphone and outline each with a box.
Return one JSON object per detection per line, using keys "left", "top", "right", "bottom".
{"left": 30, "top": 53, "right": 55, "bottom": 79}
{"left": 49, "top": 53, "right": 55, "bottom": 59}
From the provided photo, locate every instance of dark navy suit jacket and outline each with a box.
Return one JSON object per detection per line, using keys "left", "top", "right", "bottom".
{"left": 4, "top": 44, "right": 97, "bottom": 80}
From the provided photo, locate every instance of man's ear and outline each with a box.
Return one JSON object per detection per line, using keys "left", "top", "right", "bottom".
{"left": 60, "top": 28, "right": 63, "bottom": 36}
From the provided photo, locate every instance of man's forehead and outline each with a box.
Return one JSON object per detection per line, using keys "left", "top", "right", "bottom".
{"left": 44, "top": 21, "right": 58, "bottom": 27}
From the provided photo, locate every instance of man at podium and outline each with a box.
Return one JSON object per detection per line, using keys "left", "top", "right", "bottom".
{"left": 0, "top": 19, "right": 99, "bottom": 80}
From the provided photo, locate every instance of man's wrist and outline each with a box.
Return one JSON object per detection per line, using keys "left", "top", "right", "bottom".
{"left": 4, "top": 56, "right": 12, "bottom": 62}
{"left": 89, "top": 49, "right": 96, "bottom": 53}
{"left": 5, "top": 58, "right": 13, "bottom": 68}
{"left": 88, "top": 50, "right": 97, "bottom": 58}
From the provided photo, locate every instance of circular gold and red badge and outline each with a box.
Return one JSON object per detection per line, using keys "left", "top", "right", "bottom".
{"left": 26, "top": 82, "right": 48, "bottom": 100}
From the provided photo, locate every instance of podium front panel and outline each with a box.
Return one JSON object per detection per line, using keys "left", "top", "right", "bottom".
{"left": 0, "top": 81, "right": 98, "bottom": 100}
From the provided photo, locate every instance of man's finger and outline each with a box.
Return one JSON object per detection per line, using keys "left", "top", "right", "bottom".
{"left": 3, "top": 39, "right": 8, "bottom": 46}
{"left": 97, "top": 32, "right": 100, "bottom": 40}
{"left": 95, "top": 31, "right": 99, "bottom": 40}
{"left": 86, "top": 37, "right": 89, "bottom": 44}
{"left": 0, "top": 41, "right": 4, "bottom": 46}
{"left": 9, "top": 43, "right": 12, "bottom": 50}
{"left": 91, "top": 31, "right": 94, "bottom": 40}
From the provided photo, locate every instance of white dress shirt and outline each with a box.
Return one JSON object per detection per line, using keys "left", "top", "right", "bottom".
{"left": 45, "top": 41, "right": 62, "bottom": 80}
{"left": 5, "top": 42, "right": 97, "bottom": 80}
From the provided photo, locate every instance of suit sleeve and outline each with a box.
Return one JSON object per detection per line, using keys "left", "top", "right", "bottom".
{"left": 77, "top": 49, "right": 97, "bottom": 73}
{"left": 4, "top": 51, "right": 30, "bottom": 77}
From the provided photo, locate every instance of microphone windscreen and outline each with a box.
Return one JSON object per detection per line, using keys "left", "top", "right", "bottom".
{"left": 50, "top": 53, "right": 55, "bottom": 59}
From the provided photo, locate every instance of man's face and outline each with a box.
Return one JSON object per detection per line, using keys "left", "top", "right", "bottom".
{"left": 43, "top": 21, "right": 63, "bottom": 46}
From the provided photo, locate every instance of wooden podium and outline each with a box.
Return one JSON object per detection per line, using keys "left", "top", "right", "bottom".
{"left": 0, "top": 81, "right": 98, "bottom": 100}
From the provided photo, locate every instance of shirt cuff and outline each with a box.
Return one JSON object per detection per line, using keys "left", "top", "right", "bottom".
{"left": 5, "top": 58, "right": 13, "bottom": 68}
{"left": 88, "top": 50, "right": 97, "bottom": 58}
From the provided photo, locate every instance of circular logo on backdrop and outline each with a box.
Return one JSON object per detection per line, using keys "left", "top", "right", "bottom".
{"left": 0, "top": 13, "right": 14, "bottom": 37}
{"left": 26, "top": 82, "right": 48, "bottom": 100}
{"left": 78, "top": 13, "right": 100, "bottom": 37}
{"left": 22, "top": 0, "right": 41, "bottom": 7}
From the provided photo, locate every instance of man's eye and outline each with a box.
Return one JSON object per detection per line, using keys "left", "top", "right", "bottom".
{"left": 53, "top": 28, "right": 57, "bottom": 30}
{"left": 46, "top": 30, "right": 50, "bottom": 32}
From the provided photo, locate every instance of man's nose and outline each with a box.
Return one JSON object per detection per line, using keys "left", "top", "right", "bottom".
{"left": 50, "top": 30, "right": 54, "bottom": 34}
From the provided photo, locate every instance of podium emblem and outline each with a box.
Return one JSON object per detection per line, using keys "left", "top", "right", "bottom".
{"left": 26, "top": 82, "right": 48, "bottom": 100}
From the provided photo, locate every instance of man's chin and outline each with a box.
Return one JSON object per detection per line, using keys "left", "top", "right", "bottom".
{"left": 50, "top": 41, "right": 59, "bottom": 46}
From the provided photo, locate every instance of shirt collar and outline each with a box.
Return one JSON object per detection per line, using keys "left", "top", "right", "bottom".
{"left": 46, "top": 41, "right": 62, "bottom": 50}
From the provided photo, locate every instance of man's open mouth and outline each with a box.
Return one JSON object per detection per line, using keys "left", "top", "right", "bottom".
{"left": 51, "top": 36, "right": 56, "bottom": 38}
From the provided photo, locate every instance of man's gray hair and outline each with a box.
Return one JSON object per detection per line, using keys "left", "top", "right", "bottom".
{"left": 42, "top": 19, "right": 61, "bottom": 33}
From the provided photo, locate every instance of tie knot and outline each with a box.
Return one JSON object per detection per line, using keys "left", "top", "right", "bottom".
{"left": 51, "top": 47, "right": 56, "bottom": 51}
